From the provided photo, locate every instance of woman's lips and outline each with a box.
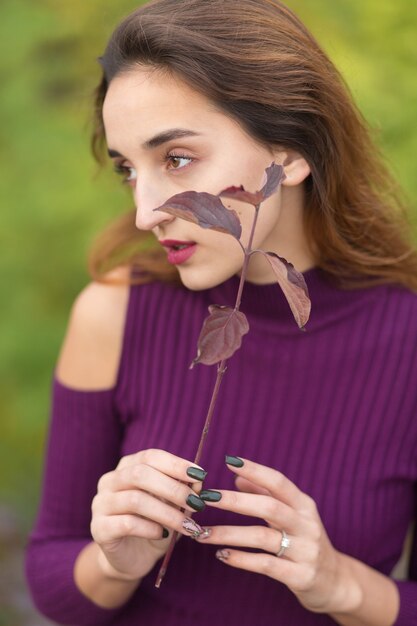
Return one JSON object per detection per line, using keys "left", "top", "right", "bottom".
{"left": 159, "top": 240, "right": 197, "bottom": 265}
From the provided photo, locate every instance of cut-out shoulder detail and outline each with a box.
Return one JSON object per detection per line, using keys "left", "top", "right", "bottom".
{"left": 55, "top": 266, "right": 131, "bottom": 390}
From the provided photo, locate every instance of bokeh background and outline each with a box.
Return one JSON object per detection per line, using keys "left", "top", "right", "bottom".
{"left": 1, "top": 0, "right": 416, "bottom": 624}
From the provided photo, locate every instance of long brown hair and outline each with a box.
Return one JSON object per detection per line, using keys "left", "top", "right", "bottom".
{"left": 89, "top": 0, "right": 417, "bottom": 290}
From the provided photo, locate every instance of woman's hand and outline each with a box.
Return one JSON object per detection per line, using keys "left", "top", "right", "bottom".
{"left": 196, "top": 456, "right": 362, "bottom": 615}
{"left": 91, "top": 449, "right": 208, "bottom": 581}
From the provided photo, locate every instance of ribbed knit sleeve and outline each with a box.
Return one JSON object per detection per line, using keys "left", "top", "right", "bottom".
{"left": 394, "top": 583, "right": 417, "bottom": 626}
{"left": 393, "top": 521, "right": 417, "bottom": 626}
{"left": 25, "top": 377, "right": 125, "bottom": 625}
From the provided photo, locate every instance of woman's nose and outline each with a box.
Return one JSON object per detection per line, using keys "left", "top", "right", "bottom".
{"left": 134, "top": 183, "right": 174, "bottom": 231}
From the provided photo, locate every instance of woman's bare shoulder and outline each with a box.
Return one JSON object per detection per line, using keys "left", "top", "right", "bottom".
{"left": 55, "top": 266, "right": 131, "bottom": 390}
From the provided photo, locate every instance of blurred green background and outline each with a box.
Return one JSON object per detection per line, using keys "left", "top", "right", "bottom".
{"left": 1, "top": 0, "right": 416, "bottom": 623}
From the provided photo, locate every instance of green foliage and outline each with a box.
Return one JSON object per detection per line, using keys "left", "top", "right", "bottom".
{"left": 1, "top": 0, "right": 416, "bottom": 528}
{"left": 291, "top": 0, "right": 417, "bottom": 210}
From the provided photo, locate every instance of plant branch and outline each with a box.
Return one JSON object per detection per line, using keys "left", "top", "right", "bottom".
{"left": 155, "top": 206, "right": 260, "bottom": 588}
{"left": 154, "top": 166, "right": 299, "bottom": 588}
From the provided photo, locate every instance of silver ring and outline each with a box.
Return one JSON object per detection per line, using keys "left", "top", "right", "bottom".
{"left": 276, "top": 529, "right": 291, "bottom": 558}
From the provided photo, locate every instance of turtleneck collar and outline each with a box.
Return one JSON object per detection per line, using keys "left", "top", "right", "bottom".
{"left": 207, "top": 266, "right": 385, "bottom": 334}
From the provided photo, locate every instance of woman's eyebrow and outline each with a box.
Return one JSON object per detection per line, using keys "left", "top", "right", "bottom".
{"left": 107, "top": 128, "right": 202, "bottom": 158}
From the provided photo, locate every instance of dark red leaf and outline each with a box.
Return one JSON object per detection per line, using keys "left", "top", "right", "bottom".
{"left": 218, "top": 185, "right": 264, "bottom": 206}
{"left": 260, "top": 162, "right": 286, "bottom": 200}
{"left": 218, "top": 162, "right": 286, "bottom": 206}
{"left": 255, "top": 251, "right": 311, "bottom": 329}
{"left": 154, "top": 191, "right": 242, "bottom": 239}
{"left": 190, "top": 305, "right": 249, "bottom": 368}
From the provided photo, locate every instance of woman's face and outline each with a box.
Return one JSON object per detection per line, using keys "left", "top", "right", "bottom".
{"left": 103, "top": 67, "right": 307, "bottom": 290}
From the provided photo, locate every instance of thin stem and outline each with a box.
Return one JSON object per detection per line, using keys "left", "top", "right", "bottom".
{"left": 194, "top": 360, "right": 228, "bottom": 465}
{"left": 155, "top": 203, "right": 261, "bottom": 588}
{"left": 154, "top": 532, "right": 178, "bottom": 589}
{"left": 237, "top": 239, "right": 246, "bottom": 254}
{"left": 235, "top": 204, "right": 260, "bottom": 310}
{"left": 155, "top": 360, "right": 227, "bottom": 588}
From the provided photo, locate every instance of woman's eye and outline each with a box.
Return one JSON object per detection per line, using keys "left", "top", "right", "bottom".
{"left": 125, "top": 167, "right": 137, "bottom": 181}
{"left": 167, "top": 155, "right": 193, "bottom": 170}
{"left": 113, "top": 154, "right": 191, "bottom": 185}
{"left": 114, "top": 164, "right": 137, "bottom": 185}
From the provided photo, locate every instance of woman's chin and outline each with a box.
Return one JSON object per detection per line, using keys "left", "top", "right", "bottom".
{"left": 176, "top": 266, "right": 237, "bottom": 291}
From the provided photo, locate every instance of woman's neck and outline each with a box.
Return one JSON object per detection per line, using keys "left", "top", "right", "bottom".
{"left": 241, "top": 183, "right": 316, "bottom": 285}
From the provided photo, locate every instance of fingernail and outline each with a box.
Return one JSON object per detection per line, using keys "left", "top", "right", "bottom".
{"left": 199, "top": 489, "right": 222, "bottom": 502}
{"left": 225, "top": 455, "right": 244, "bottom": 468}
{"left": 216, "top": 549, "right": 231, "bottom": 561}
{"left": 199, "top": 527, "right": 212, "bottom": 540}
{"left": 186, "top": 466, "right": 208, "bottom": 481}
{"left": 186, "top": 494, "right": 206, "bottom": 511}
{"left": 183, "top": 517, "right": 204, "bottom": 538}
{"left": 162, "top": 528, "right": 170, "bottom": 539}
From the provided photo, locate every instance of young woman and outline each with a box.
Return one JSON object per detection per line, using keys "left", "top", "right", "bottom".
{"left": 25, "top": 1, "right": 417, "bottom": 624}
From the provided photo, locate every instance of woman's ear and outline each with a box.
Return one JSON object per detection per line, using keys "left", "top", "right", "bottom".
{"left": 275, "top": 149, "right": 311, "bottom": 187}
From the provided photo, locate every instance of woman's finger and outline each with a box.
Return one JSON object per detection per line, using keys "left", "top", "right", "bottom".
{"left": 197, "top": 524, "right": 320, "bottom": 564}
{"left": 92, "top": 489, "right": 204, "bottom": 534}
{"left": 225, "top": 457, "right": 311, "bottom": 513}
{"left": 115, "top": 449, "right": 207, "bottom": 487}
{"left": 91, "top": 491, "right": 204, "bottom": 541}
{"left": 97, "top": 464, "right": 205, "bottom": 513}
{"left": 235, "top": 476, "right": 271, "bottom": 496}
{"left": 201, "top": 489, "right": 302, "bottom": 532}
{"left": 213, "top": 547, "right": 305, "bottom": 588}
{"left": 92, "top": 513, "right": 167, "bottom": 544}
{"left": 196, "top": 524, "right": 296, "bottom": 556}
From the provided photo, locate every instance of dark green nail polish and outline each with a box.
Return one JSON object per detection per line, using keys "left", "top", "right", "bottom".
{"left": 186, "top": 466, "right": 208, "bottom": 481}
{"left": 162, "top": 528, "right": 170, "bottom": 539}
{"left": 200, "top": 489, "right": 222, "bottom": 502}
{"left": 225, "top": 455, "right": 244, "bottom": 468}
{"left": 186, "top": 494, "right": 206, "bottom": 512}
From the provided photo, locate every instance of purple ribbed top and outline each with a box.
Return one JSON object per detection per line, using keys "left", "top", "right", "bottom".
{"left": 26, "top": 267, "right": 417, "bottom": 625}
